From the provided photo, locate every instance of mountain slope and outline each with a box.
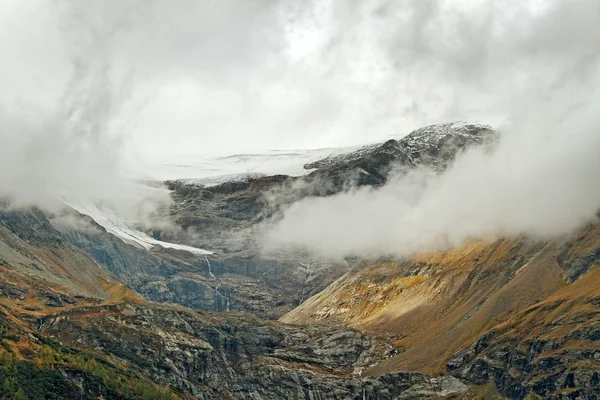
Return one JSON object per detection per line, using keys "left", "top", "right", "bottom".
{"left": 147, "top": 122, "right": 498, "bottom": 317}
{"left": 39, "top": 302, "right": 470, "bottom": 399}
{"left": 303, "top": 122, "right": 495, "bottom": 190}
{"left": 281, "top": 222, "right": 600, "bottom": 398}
{"left": 0, "top": 305, "right": 180, "bottom": 399}
{"left": 450, "top": 266, "right": 600, "bottom": 398}
{"left": 0, "top": 121, "right": 597, "bottom": 399}
{"left": 0, "top": 207, "right": 140, "bottom": 313}
{"left": 0, "top": 202, "right": 469, "bottom": 398}
{"left": 0, "top": 209, "right": 178, "bottom": 399}
{"left": 0, "top": 205, "right": 469, "bottom": 399}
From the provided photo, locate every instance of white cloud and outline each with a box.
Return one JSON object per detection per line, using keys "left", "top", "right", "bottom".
{"left": 263, "top": 0, "right": 600, "bottom": 258}
{"left": 3, "top": 0, "right": 577, "bottom": 161}
{"left": 0, "top": 0, "right": 598, "bottom": 253}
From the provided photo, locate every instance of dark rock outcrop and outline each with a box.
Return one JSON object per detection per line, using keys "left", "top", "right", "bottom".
{"left": 41, "top": 303, "right": 467, "bottom": 399}
{"left": 303, "top": 122, "right": 496, "bottom": 192}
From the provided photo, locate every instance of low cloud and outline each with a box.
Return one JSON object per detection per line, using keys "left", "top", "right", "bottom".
{"left": 263, "top": 0, "right": 600, "bottom": 259}
{"left": 264, "top": 116, "right": 600, "bottom": 259}
{"left": 1, "top": 0, "right": 599, "bottom": 257}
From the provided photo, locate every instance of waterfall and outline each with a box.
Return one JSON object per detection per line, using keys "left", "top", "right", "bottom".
{"left": 205, "top": 257, "right": 231, "bottom": 312}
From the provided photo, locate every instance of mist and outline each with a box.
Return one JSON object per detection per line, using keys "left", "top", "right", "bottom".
{"left": 264, "top": 0, "right": 600, "bottom": 259}
{"left": 0, "top": 1, "right": 171, "bottom": 222}
{"left": 3, "top": 0, "right": 573, "bottom": 162}
{"left": 1, "top": 0, "right": 599, "bottom": 255}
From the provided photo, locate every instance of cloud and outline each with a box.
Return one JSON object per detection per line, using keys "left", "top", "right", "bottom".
{"left": 0, "top": 1, "right": 171, "bottom": 221}
{"left": 263, "top": 0, "right": 600, "bottom": 259}
{"left": 1, "top": 0, "right": 599, "bottom": 253}
{"left": 7, "top": 0, "right": 585, "bottom": 162}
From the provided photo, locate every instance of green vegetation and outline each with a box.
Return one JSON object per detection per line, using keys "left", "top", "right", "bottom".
{"left": 0, "top": 343, "right": 180, "bottom": 400}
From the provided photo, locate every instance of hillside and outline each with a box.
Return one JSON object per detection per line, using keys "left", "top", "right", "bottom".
{"left": 282, "top": 222, "right": 600, "bottom": 398}
{"left": 0, "top": 122, "right": 597, "bottom": 399}
{"left": 0, "top": 208, "right": 177, "bottom": 399}
{"left": 0, "top": 205, "right": 466, "bottom": 399}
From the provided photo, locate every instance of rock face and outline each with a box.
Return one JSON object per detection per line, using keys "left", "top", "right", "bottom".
{"left": 0, "top": 207, "right": 127, "bottom": 305}
{"left": 303, "top": 122, "right": 495, "bottom": 190}
{"left": 448, "top": 266, "right": 600, "bottom": 399}
{"left": 39, "top": 122, "right": 496, "bottom": 320}
{"left": 57, "top": 218, "right": 222, "bottom": 310}
{"left": 56, "top": 211, "right": 312, "bottom": 318}
{"left": 40, "top": 302, "right": 467, "bottom": 399}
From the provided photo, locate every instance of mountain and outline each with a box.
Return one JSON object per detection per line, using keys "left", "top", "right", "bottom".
{"left": 0, "top": 121, "right": 598, "bottom": 399}
{"left": 0, "top": 204, "right": 462, "bottom": 399}
{"left": 303, "top": 122, "right": 495, "bottom": 188}
{"left": 281, "top": 223, "right": 600, "bottom": 398}
{"left": 143, "top": 122, "right": 498, "bottom": 317}
{"left": 48, "top": 122, "right": 495, "bottom": 321}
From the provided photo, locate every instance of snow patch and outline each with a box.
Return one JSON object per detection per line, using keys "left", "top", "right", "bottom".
{"left": 64, "top": 199, "right": 212, "bottom": 255}
{"left": 141, "top": 147, "right": 363, "bottom": 182}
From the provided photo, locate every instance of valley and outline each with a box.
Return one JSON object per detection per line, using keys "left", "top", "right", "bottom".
{"left": 0, "top": 123, "right": 598, "bottom": 399}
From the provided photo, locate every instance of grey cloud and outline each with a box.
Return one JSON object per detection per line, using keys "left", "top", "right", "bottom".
{"left": 263, "top": 0, "right": 600, "bottom": 259}
{"left": 1, "top": 0, "right": 599, "bottom": 252}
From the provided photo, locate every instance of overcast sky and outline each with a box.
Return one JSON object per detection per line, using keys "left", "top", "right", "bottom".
{"left": 0, "top": 0, "right": 570, "bottom": 163}
{"left": 1, "top": 0, "right": 599, "bottom": 255}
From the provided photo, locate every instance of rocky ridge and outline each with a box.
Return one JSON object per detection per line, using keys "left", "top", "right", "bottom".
{"left": 39, "top": 302, "right": 469, "bottom": 399}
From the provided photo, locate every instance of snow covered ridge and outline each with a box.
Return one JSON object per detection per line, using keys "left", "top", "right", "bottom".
{"left": 179, "top": 172, "right": 266, "bottom": 187}
{"left": 148, "top": 147, "right": 362, "bottom": 182}
{"left": 304, "top": 122, "right": 495, "bottom": 171}
{"left": 401, "top": 121, "right": 495, "bottom": 151}
{"left": 63, "top": 199, "right": 212, "bottom": 255}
